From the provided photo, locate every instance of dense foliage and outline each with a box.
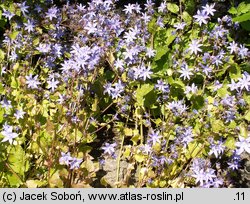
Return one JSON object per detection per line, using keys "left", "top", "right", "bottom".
{"left": 0, "top": 0, "right": 250, "bottom": 188}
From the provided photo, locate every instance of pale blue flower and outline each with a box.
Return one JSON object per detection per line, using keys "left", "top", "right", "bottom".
{"left": 47, "top": 78, "right": 59, "bottom": 92}
{"left": 0, "top": 98, "right": 12, "bottom": 111}
{"left": 141, "top": 12, "right": 151, "bottom": 23}
{"left": 123, "top": 4, "right": 135, "bottom": 14}
{"left": 148, "top": 130, "right": 162, "bottom": 145}
{"left": 25, "top": 74, "right": 41, "bottom": 89}
{"left": 202, "top": 3, "right": 216, "bottom": 16}
{"left": 24, "top": 19, "right": 35, "bottom": 33}
{"left": 179, "top": 64, "right": 193, "bottom": 80}
{"left": 85, "top": 22, "right": 98, "bottom": 35}
{"left": 139, "top": 65, "right": 153, "bottom": 81}
{"left": 238, "top": 73, "right": 250, "bottom": 91}
{"left": 228, "top": 79, "right": 239, "bottom": 91}
{"left": 158, "top": 1, "right": 167, "bottom": 13}
{"left": 155, "top": 79, "right": 169, "bottom": 93}
{"left": 235, "top": 136, "right": 250, "bottom": 155}
{"left": 146, "top": 47, "right": 156, "bottom": 58}
{"left": 18, "top": 2, "right": 29, "bottom": 15}
{"left": 124, "top": 30, "right": 137, "bottom": 43}
{"left": 46, "top": 6, "right": 58, "bottom": 21}
{"left": 70, "top": 158, "right": 83, "bottom": 169}
{"left": 143, "top": 144, "right": 152, "bottom": 154}
{"left": 227, "top": 41, "right": 238, "bottom": 54}
{"left": 114, "top": 59, "right": 124, "bottom": 69}
{"left": 2, "top": 9, "right": 15, "bottom": 20}
{"left": 185, "top": 83, "right": 198, "bottom": 95}
{"left": 59, "top": 152, "right": 73, "bottom": 165}
{"left": 37, "top": 43, "right": 51, "bottom": 53}
{"left": 14, "top": 109, "right": 26, "bottom": 120}
{"left": 193, "top": 10, "right": 209, "bottom": 26}
{"left": 174, "top": 22, "right": 186, "bottom": 30}
{"left": 156, "top": 16, "right": 164, "bottom": 28}
{"left": 209, "top": 140, "right": 225, "bottom": 158}
{"left": 188, "top": 39, "right": 203, "bottom": 55}
{"left": 102, "top": 142, "right": 116, "bottom": 156}
{"left": 59, "top": 152, "right": 83, "bottom": 169}
{"left": 238, "top": 44, "right": 249, "bottom": 59}
{"left": 167, "top": 100, "right": 188, "bottom": 116}
{"left": 1, "top": 125, "right": 18, "bottom": 144}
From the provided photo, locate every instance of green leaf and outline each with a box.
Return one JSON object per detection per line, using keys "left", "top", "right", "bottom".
{"left": 229, "top": 65, "right": 241, "bottom": 79}
{"left": 182, "top": 11, "right": 192, "bottom": 25}
{"left": 11, "top": 76, "right": 18, "bottom": 88}
{"left": 186, "top": 142, "right": 203, "bottom": 159}
{"left": 237, "top": 2, "right": 250, "bottom": 14}
{"left": 166, "top": 28, "right": 177, "bottom": 47}
{"left": 0, "top": 49, "right": 5, "bottom": 61}
{"left": 136, "top": 84, "right": 154, "bottom": 107}
{"left": 0, "top": 83, "right": 4, "bottom": 94}
{"left": 228, "top": 121, "right": 237, "bottom": 129}
{"left": 244, "top": 110, "right": 250, "bottom": 121}
{"left": 135, "top": 154, "right": 145, "bottom": 163}
{"left": 154, "top": 47, "right": 169, "bottom": 61}
{"left": 228, "top": 7, "right": 237, "bottom": 14}
{"left": 148, "top": 17, "right": 157, "bottom": 34}
{"left": 9, "top": 31, "right": 19, "bottom": 40}
{"left": 123, "top": 146, "right": 131, "bottom": 158}
{"left": 36, "top": 114, "right": 47, "bottom": 125}
{"left": 49, "top": 170, "right": 64, "bottom": 187}
{"left": 91, "top": 97, "right": 99, "bottom": 112}
{"left": 131, "top": 134, "right": 140, "bottom": 145}
{"left": 8, "top": 145, "right": 29, "bottom": 177}
{"left": 124, "top": 128, "right": 133, "bottom": 136}
{"left": 152, "top": 142, "right": 161, "bottom": 153}
{"left": 185, "top": 0, "right": 196, "bottom": 15}
{"left": 225, "top": 136, "right": 236, "bottom": 150}
{"left": 33, "top": 37, "right": 40, "bottom": 46}
{"left": 169, "top": 78, "right": 185, "bottom": 88}
{"left": 26, "top": 180, "right": 47, "bottom": 188}
{"left": 144, "top": 89, "right": 157, "bottom": 108}
{"left": 0, "top": 108, "right": 4, "bottom": 124}
{"left": 241, "top": 20, "right": 250, "bottom": 31}
{"left": 217, "top": 86, "right": 229, "bottom": 98}
{"left": 167, "top": 3, "right": 179, "bottom": 14}
{"left": 100, "top": 177, "right": 109, "bottom": 187}
{"left": 233, "top": 12, "right": 250, "bottom": 22}
{"left": 211, "top": 120, "right": 224, "bottom": 133}
{"left": 190, "top": 95, "right": 205, "bottom": 110}
{"left": 5, "top": 172, "right": 23, "bottom": 187}
{"left": 13, "top": 62, "right": 19, "bottom": 70}
{"left": 83, "top": 159, "right": 95, "bottom": 172}
{"left": 0, "top": 19, "right": 6, "bottom": 29}
{"left": 159, "top": 180, "right": 167, "bottom": 187}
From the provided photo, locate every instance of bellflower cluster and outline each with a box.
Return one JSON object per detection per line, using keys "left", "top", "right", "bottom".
{"left": 148, "top": 130, "right": 162, "bottom": 146}
{"left": 190, "top": 158, "right": 222, "bottom": 187}
{"left": 167, "top": 100, "right": 187, "bottom": 116}
{"left": 0, "top": 0, "right": 249, "bottom": 188}
{"left": 194, "top": 4, "right": 215, "bottom": 26}
{"left": 104, "top": 80, "right": 125, "bottom": 99}
{"left": 59, "top": 152, "right": 83, "bottom": 170}
{"left": 175, "top": 126, "right": 194, "bottom": 148}
{"left": 101, "top": 142, "right": 117, "bottom": 158}
{"left": 208, "top": 139, "right": 225, "bottom": 158}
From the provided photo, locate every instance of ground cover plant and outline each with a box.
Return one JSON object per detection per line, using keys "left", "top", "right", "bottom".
{"left": 0, "top": 0, "right": 250, "bottom": 188}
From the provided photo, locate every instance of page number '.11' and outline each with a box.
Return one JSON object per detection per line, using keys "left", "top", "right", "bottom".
{"left": 234, "top": 192, "right": 245, "bottom": 201}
